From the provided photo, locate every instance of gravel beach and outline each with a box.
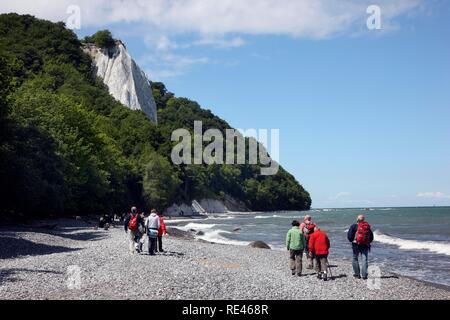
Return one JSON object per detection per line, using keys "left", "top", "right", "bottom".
{"left": 1, "top": 218, "right": 449, "bottom": 300}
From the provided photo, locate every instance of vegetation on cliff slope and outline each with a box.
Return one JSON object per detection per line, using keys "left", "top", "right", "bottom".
{"left": 0, "top": 14, "right": 311, "bottom": 219}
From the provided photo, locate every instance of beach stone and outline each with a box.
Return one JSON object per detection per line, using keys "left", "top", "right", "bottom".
{"left": 233, "top": 228, "right": 242, "bottom": 232}
{"left": 196, "top": 231, "right": 205, "bottom": 236}
{"left": 248, "top": 241, "right": 271, "bottom": 249}
{"left": 1, "top": 218, "right": 449, "bottom": 300}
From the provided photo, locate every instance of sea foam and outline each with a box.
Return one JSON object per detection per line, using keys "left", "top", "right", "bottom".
{"left": 374, "top": 230, "right": 450, "bottom": 256}
{"left": 196, "top": 229, "right": 249, "bottom": 246}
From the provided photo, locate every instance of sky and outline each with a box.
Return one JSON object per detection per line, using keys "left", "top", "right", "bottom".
{"left": 1, "top": 0, "right": 449, "bottom": 208}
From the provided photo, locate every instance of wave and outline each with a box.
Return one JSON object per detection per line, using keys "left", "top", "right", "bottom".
{"left": 165, "top": 218, "right": 207, "bottom": 225}
{"left": 254, "top": 215, "right": 299, "bottom": 219}
{"left": 195, "top": 229, "right": 249, "bottom": 246}
{"left": 374, "top": 230, "right": 450, "bottom": 256}
{"left": 255, "top": 215, "right": 280, "bottom": 219}
{"left": 208, "top": 216, "right": 235, "bottom": 220}
{"left": 178, "top": 223, "right": 217, "bottom": 231}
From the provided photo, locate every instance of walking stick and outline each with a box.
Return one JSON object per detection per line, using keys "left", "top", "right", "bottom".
{"left": 327, "top": 258, "right": 333, "bottom": 279}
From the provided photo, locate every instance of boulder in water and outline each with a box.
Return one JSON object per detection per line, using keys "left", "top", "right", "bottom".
{"left": 166, "top": 227, "right": 194, "bottom": 240}
{"left": 248, "top": 241, "right": 271, "bottom": 250}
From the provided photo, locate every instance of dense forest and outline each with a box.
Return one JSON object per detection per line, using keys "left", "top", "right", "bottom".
{"left": 0, "top": 14, "right": 311, "bottom": 220}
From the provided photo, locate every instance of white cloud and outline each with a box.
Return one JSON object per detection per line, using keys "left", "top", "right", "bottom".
{"left": 1, "top": 0, "right": 427, "bottom": 79}
{"left": 0, "top": 0, "right": 425, "bottom": 38}
{"left": 417, "top": 192, "right": 450, "bottom": 199}
{"left": 138, "top": 52, "right": 210, "bottom": 80}
{"left": 191, "top": 36, "right": 245, "bottom": 49}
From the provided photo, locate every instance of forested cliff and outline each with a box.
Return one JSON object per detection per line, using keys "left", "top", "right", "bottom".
{"left": 0, "top": 14, "right": 311, "bottom": 220}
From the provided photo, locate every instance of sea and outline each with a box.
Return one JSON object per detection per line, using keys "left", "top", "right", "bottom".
{"left": 167, "top": 207, "right": 450, "bottom": 288}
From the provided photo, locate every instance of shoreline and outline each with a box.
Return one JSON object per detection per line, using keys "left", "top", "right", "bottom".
{"left": 1, "top": 218, "right": 449, "bottom": 300}
{"left": 166, "top": 214, "right": 450, "bottom": 292}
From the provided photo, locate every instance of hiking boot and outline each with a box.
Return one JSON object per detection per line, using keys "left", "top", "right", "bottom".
{"left": 323, "top": 273, "right": 328, "bottom": 281}
{"left": 317, "top": 273, "right": 322, "bottom": 279}
{"left": 297, "top": 273, "right": 303, "bottom": 277}
{"left": 292, "top": 271, "right": 296, "bottom": 276}
{"left": 353, "top": 274, "right": 361, "bottom": 279}
{"left": 362, "top": 277, "right": 368, "bottom": 280}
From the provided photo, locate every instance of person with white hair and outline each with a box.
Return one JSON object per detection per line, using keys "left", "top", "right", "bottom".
{"left": 347, "top": 214, "right": 374, "bottom": 280}
{"left": 308, "top": 226, "right": 331, "bottom": 281}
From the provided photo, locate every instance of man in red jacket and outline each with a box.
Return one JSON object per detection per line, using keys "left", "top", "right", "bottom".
{"left": 308, "top": 226, "right": 331, "bottom": 281}
{"left": 156, "top": 211, "right": 168, "bottom": 253}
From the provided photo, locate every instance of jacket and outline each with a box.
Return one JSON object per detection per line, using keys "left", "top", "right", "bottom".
{"left": 347, "top": 223, "right": 374, "bottom": 246}
{"left": 308, "top": 229, "right": 330, "bottom": 255}
{"left": 145, "top": 213, "right": 160, "bottom": 230}
{"left": 286, "top": 227, "right": 306, "bottom": 251}
{"left": 158, "top": 216, "right": 167, "bottom": 237}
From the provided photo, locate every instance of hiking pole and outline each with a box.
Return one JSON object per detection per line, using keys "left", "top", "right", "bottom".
{"left": 327, "top": 258, "right": 333, "bottom": 279}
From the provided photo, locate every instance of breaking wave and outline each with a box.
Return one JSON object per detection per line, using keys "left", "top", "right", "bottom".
{"left": 374, "top": 230, "right": 450, "bottom": 256}
{"left": 195, "top": 229, "right": 249, "bottom": 246}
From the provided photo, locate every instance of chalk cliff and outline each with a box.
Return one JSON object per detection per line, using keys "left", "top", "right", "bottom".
{"left": 83, "top": 41, "right": 157, "bottom": 122}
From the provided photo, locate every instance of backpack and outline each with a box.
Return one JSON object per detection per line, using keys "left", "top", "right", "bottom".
{"left": 128, "top": 213, "right": 139, "bottom": 231}
{"left": 356, "top": 221, "right": 371, "bottom": 245}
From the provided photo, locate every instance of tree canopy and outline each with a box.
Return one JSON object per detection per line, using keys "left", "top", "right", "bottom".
{"left": 83, "top": 30, "right": 116, "bottom": 49}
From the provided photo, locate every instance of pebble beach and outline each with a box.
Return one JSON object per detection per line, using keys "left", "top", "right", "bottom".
{"left": 1, "top": 218, "right": 449, "bottom": 300}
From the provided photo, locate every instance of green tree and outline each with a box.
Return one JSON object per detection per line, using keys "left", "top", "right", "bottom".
{"left": 89, "top": 30, "right": 116, "bottom": 49}
{"left": 0, "top": 55, "right": 11, "bottom": 120}
{"left": 142, "top": 151, "right": 181, "bottom": 210}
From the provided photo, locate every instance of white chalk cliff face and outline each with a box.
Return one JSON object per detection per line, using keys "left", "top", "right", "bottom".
{"left": 84, "top": 41, "right": 157, "bottom": 123}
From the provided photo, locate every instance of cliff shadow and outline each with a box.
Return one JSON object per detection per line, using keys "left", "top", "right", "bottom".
{"left": 0, "top": 236, "right": 81, "bottom": 259}
{"left": 5, "top": 224, "right": 110, "bottom": 242}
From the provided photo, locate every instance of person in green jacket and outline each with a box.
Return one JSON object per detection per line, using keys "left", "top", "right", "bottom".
{"left": 286, "top": 220, "right": 306, "bottom": 276}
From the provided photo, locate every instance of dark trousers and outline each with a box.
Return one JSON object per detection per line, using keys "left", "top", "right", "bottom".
{"left": 148, "top": 237, "right": 157, "bottom": 255}
{"left": 157, "top": 236, "right": 163, "bottom": 252}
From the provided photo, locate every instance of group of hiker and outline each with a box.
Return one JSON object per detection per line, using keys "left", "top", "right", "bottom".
{"left": 124, "top": 207, "right": 168, "bottom": 255}
{"left": 120, "top": 206, "right": 374, "bottom": 279}
{"left": 286, "top": 214, "right": 374, "bottom": 281}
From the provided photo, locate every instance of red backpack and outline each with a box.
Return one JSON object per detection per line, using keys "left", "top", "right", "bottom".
{"left": 128, "top": 213, "right": 139, "bottom": 231}
{"left": 356, "top": 221, "right": 371, "bottom": 245}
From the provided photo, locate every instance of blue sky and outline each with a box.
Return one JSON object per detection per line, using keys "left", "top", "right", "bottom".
{"left": 2, "top": 0, "right": 449, "bottom": 208}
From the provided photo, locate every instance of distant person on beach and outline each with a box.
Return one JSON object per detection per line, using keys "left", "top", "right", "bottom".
{"left": 145, "top": 209, "right": 160, "bottom": 256}
{"left": 308, "top": 226, "right": 331, "bottom": 281}
{"left": 98, "top": 214, "right": 111, "bottom": 230}
{"left": 347, "top": 214, "right": 374, "bottom": 280}
{"left": 156, "top": 211, "right": 168, "bottom": 253}
{"left": 300, "top": 215, "right": 316, "bottom": 270}
{"left": 286, "top": 220, "right": 306, "bottom": 276}
{"left": 124, "top": 207, "right": 144, "bottom": 254}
